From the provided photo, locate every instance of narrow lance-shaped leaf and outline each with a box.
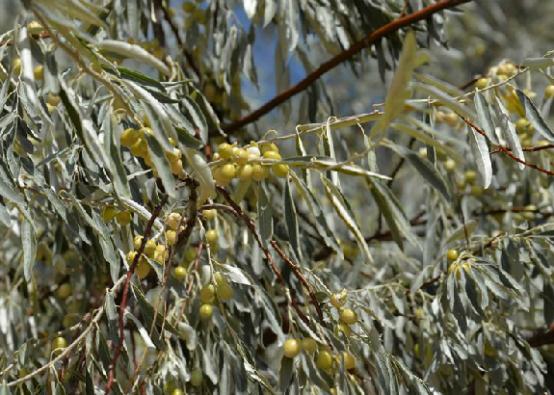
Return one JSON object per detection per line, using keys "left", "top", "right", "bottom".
{"left": 321, "top": 176, "right": 373, "bottom": 263}
{"left": 468, "top": 126, "right": 492, "bottom": 188}
{"left": 517, "top": 89, "right": 554, "bottom": 142}
{"left": 283, "top": 178, "right": 301, "bottom": 259}
{"left": 474, "top": 90, "right": 497, "bottom": 144}
{"left": 21, "top": 218, "right": 36, "bottom": 281}
{"left": 496, "top": 97, "right": 525, "bottom": 170}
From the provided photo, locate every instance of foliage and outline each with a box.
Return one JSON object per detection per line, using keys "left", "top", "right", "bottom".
{"left": 0, "top": 0, "right": 553, "bottom": 394}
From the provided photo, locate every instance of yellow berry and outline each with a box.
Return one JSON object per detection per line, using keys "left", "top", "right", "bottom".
{"left": 464, "top": 170, "right": 477, "bottom": 184}
{"left": 220, "top": 163, "right": 236, "bottom": 179}
{"left": 272, "top": 163, "right": 289, "bottom": 177}
{"left": 316, "top": 350, "right": 334, "bottom": 370}
{"left": 301, "top": 338, "right": 317, "bottom": 354}
{"left": 215, "top": 281, "right": 234, "bottom": 301}
{"left": 447, "top": 249, "right": 459, "bottom": 261}
{"left": 190, "top": 368, "right": 203, "bottom": 387}
{"left": 515, "top": 118, "right": 530, "bottom": 133}
{"left": 166, "top": 230, "right": 177, "bottom": 246}
{"left": 33, "top": 65, "right": 44, "bottom": 80}
{"left": 154, "top": 244, "right": 167, "bottom": 263}
{"left": 144, "top": 239, "right": 157, "bottom": 257}
{"left": 55, "top": 283, "right": 72, "bottom": 300}
{"left": 166, "top": 212, "right": 182, "bottom": 230}
{"left": 217, "top": 142, "right": 234, "bottom": 159}
{"left": 341, "top": 352, "right": 356, "bottom": 370}
{"left": 199, "top": 304, "right": 214, "bottom": 321}
{"left": 171, "top": 389, "right": 184, "bottom": 395}
{"left": 444, "top": 159, "right": 456, "bottom": 171}
{"left": 444, "top": 112, "right": 458, "bottom": 127}
{"left": 12, "top": 58, "right": 21, "bottom": 75}
{"left": 127, "top": 250, "right": 138, "bottom": 264}
{"left": 238, "top": 164, "right": 254, "bottom": 180}
{"left": 46, "top": 93, "right": 60, "bottom": 107}
{"left": 329, "top": 293, "right": 346, "bottom": 309}
{"left": 545, "top": 84, "right": 554, "bottom": 99}
{"left": 235, "top": 148, "right": 249, "bottom": 164}
{"left": 283, "top": 339, "right": 301, "bottom": 358}
{"left": 339, "top": 308, "right": 358, "bottom": 325}
{"left": 173, "top": 265, "right": 187, "bottom": 281}
{"left": 251, "top": 164, "right": 268, "bottom": 181}
{"left": 101, "top": 206, "right": 118, "bottom": 222}
{"left": 129, "top": 138, "right": 148, "bottom": 158}
{"left": 199, "top": 285, "right": 215, "bottom": 304}
{"left": 205, "top": 229, "right": 218, "bottom": 244}
{"left": 263, "top": 150, "right": 281, "bottom": 160}
{"left": 260, "top": 142, "right": 279, "bottom": 153}
{"left": 115, "top": 211, "right": 132, "bottom": 226}
{"left": 475, "top": 77, "right": 489, "bottom": 90}
{"left": 202, "top": 209, "right": 217, "bottom": 220}
{"left": 133, "top": 235, "right": 144, "bottom": 250}
{"left": 435, "top": 111, "right": 446, "bottom": 123}
{"left": 136, "top": 259, "right": 151, "bottom": 279}
{"left": 183, "top": 246, "right": 197, "bottom": 263}
{"left": 51, "top": 336, "right": 67, "bottom": 351}
{"left": 337, "top": 323, "right": 351, "bottom": 336}
{"left": 120, "top": 128, "right": 139, "bottom": 148}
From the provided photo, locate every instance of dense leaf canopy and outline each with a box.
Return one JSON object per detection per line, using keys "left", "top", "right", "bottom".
{"left": 0, "top": 0, "right": 553, "bottom": 394}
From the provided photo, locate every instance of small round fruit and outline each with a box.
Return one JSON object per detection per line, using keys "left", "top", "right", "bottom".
{"left": 444, "top": 159, "right": 456, "bottom": 171}
{"left": 115, "top": 211, "right": 132, "bottom": 226}
{"left": 56, "top": 283, "right": 72, "bottom": 300}
{"left": 470, "top": 186, "right": 483, "bottom": 197}
{"left": 251, "top": 164, "right": 268, "bottom": 181}
{"left": 202, "top": 209, "right": 217, "bottom": 220}
{"left": 260, "top": 142, "right": 279, "bottom": 153}
{"left": 12, "top": 58, "right": 21, "bottom": 75}
{"left": 316, "top": 350, "right": 334, "bottom": 370}
{"left": 200, "top": 285, "right": 215, "bottom": 303}
{"left": 301, "top": 338, "right": 317, "bottom": 354}
{"left": 144, "top": 239, "right": 157, "bottom": 257}
{"left": 339, "top": 308, "right": 358, "bottom": 325}
{"left": 47, "top": 93, "right": 60, "bottom": 107}
{"left": 171, "top": 389, "right": 184, "bottom": 395}
{"left": 205, "top": 229, "right": 218, "bottom": 244}
{"left": 283, "top": 338, "right": 301, "bottom": 358}
{"left": 166, "top": 212, "right": 182, "bottom": 230}
{"left": 51, "top": 336, "right": 67, "bottom": 351}
{"left": 330, "top": 293, "right": 346, "bottom": 309}
{"left": 435, "top": 111, "right": 446, "bottom": 123}
{"left": 190, "top": 368, "right": 203, "bottom": 387}
{"left": 216, "top": 282, "right": 234, "bottom": 301}
{"left": 133, "top": 235, "right": 144, "bottom": 250}
{"left": 235, "top": 148, "right": 249, "bottom": 165}
{"left": 444, "top": 112, "right": 458, "bottom": 127}
{"left": 238, "top": 164, "right": 254, "bottom": 180}
{"left": 183, "top": 246, "right": 197, "bottom": 263}
{"left": 217, "top": 142, "right": 234, "bottom": 159}
{"left": 136, "top": 259, "right": 151, "bottom": 279}
{"left": 337, "top": 323, "right": 351, "bottom": 336}
{"left": 173, "top": 265, "right": 187, "bottom": 281}
{"left": 199, "top": 304, "right": 214, "bottom": 321}
{"left": 447, "top": 249, "right": 459, "bottom": 261}
{"left": 33, "top": 65, "right": 44, "bottom": 80}
{"left": 464, "top": 170, "right": 477, "bottom": 184}
{"left": 263, "top": 150, "right": 281, "bottom": 160}
{"left": 341, "top": 352, "right": 356, "bottom": 370}
{"left": 545, "top": 84, "right": 554, "bottom": 99}
{"left": 166, "top": 230, "right": 177, "bottom": 246}
{"left": 475, "top": 77, "right": 489, "bottom": 90}
{"left": 101, "top": 206, "right": 118, "bottom": 222}
{"left": 272, "top": 164, "right": 289, "bottom": 177}
{"left": 220, "top": 163, "right": 236, "bottom": 179}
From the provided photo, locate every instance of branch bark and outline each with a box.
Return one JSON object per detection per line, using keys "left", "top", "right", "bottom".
{"left": 222, "top": 0, "right": 472, "bottom": 133}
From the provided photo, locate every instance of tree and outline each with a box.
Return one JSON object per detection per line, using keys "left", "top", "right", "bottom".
{"left": 0, "top": 0, "right": 553, "bottom": 393}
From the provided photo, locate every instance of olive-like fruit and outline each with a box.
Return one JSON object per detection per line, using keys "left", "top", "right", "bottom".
{"left": 283, "top": 338, "right": 301, "bottom": 358}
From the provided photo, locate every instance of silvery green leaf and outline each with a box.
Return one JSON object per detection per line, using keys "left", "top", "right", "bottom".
{"left": 468, "top": 126, "right": 492, "bottom": 188}
{"left": 474, "top": 90, "right": 497, "bottom": 144}
{"left": 283, "top": 179, "right": 300, "bottom": 258}
{"left": 21, "top": 218, "right": 36, "bottom": 281}
{"left": 517, "top": 89, "right": 554, "bottom": 142}
{"left": 495, "top": 97, "right": 525, "bottom": 170}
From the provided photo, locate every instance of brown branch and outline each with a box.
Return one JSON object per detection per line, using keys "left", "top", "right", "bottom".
{"left": 462, "top": 117, "right": 554, "bottom": 176}
{"left": 222, "top": 0, "right": 472, "bottom": 133}
{"left": 215, "top": 187, "right": 322, "bottom": 323}
{"left": 105, "top": 195, "right": 168, "bottom": 394}
{"left": 527, "top": 324, "right": 554, "bottom": 347}
{"left": 155, "top": 0, "right": 201, "bottom": 78}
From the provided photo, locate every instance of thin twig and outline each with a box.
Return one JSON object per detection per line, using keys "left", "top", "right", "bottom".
{"left": 105, "top": 195, "right": 168, "bottom": 393}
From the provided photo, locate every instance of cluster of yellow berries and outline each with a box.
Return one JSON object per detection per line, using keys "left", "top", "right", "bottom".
{"left": 282, "top": 338, "right": 356, "bottom": 370}
{"left": 211, "top": 141, "right": 289, "bottom": 186}
{"left": 327, "top": 290, "right": 359, "bottom": 337}
{"left": 120, "top": 127, "right": 184, "bottom": 177}
{"left": 198, "top": 272, "right": 234, "bottom": 321}
{"left": 434, "top": 110, "right": 459, "bottom": 127}
{"left": 126, "top": 212, "right": 184, "bottom": 279}
{"left": 102, "top": 205, "right": 133, "bottom": 226}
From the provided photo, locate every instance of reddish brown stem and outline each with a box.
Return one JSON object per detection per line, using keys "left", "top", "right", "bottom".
{"left": 105, "top": 196, "right": 168, "bottom": 394}
{"left": 222, "top": 0, "right": 472, "bottom": 133}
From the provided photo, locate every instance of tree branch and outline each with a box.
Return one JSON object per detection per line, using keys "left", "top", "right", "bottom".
{"left": 222, "top": 0, "right": 472, "bottom": 133}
